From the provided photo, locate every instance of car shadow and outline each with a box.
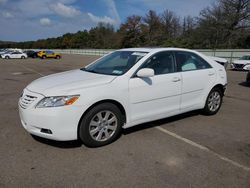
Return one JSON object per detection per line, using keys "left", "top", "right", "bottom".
{"left": 238, "top": 82, "right": 250, "bottom": 87}
{"left": 31, "top": 110, "right": 201, "bottom": 148}
{"left": 31, "top": 135, "right": 82, "bottom": 148}
{"left": 123, "top": 110, "right": 201, "bottom": 135}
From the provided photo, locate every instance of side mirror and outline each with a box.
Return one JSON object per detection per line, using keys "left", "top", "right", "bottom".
{"left": 136, "top": 68, "right": 155, "bottom": 78}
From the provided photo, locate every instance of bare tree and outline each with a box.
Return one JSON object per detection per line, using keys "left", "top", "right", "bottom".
{"left": 198, "top": 0, "right": 250, "bottom": 48}
{"left": 161, "top": 9, "right": 181, "bottom": 39}
{"left": 143, "top": 10, "right": 163, "bottom": 46}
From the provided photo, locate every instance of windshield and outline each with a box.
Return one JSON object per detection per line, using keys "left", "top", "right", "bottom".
{"left": 240, "top": 56, "right": 250, "bottom": 60}
{"left": 82, "top": 51, "right": 148, "bottom": 76}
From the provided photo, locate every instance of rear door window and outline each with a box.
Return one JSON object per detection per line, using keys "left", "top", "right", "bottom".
{"left": 175, "top": 51, "right": 212, "bottom": 72}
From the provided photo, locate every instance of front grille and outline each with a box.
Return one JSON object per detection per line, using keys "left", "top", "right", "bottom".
{"left": 233, "top": 63, "right": 244, "bottom": 69}
{"left": 20, "top": 94, "right": 37, "bottom": 109}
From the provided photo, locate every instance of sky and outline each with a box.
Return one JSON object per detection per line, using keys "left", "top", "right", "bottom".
{"left": 0, "top": 0, "right": 216, "bottom": 42}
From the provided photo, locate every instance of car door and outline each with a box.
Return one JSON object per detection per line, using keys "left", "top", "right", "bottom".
{"left": 47, "top": 51, "right": 54, "bottom": 58}
{"left": 174, "top": 51, "right": 216, "bottom": 111}
{"left": 129, "top": 51, "right": 181, "bottom": 123}
{"left": 10, "top": 52, "right": 17, "bottom": 58}
{"left": 16, "top": 52, "right": 22, "bottom": 58}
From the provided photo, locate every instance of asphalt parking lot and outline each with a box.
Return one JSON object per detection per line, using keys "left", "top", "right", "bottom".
{"left": 0, "top": 54, "right": 249, "bottom": 188}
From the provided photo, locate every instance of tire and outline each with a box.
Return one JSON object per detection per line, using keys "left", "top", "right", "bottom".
{"left": 55, "top": 55, "right": 60, "bottom": 59}
{"left": 79, "top": 103, "right": 123, "bottom": 147}
{"left": 5, "top": 56, "right": 10, "bottom": 59}
{"left": 203, "top": 87, "right": 223, "bottom": 115}
{"left": 21, "top": 56, "right": 25, "bottom": 59}
{"left": 42, "top": 55, "right": 46, "bottom": 59}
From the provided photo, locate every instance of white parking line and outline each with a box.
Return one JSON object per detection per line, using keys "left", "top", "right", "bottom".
{"left": 155, "top": 126, "right": 250, "bottom": 172}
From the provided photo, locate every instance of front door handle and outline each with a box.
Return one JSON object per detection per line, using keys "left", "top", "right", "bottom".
{"left": 208, "top": 72, "right": 215, "bottom": 76}
{"left": 172, "top": 77, "right": 181, "bottom": 82}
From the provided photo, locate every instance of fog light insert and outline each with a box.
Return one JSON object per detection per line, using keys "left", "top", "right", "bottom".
{"left": 40, "top": 128, "right": 52, "bottom": 134}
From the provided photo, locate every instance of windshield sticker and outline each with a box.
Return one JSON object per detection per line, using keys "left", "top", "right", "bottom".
{"left": 132, "top": 52, "right": 147, "bottom": 56}
{"left": 112, "top": 70, "right": 123, "bottom": 75}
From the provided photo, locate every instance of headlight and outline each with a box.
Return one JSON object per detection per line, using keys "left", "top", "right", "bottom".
{"left": 36, "top": 95, "right": 79, "bottom": 108}
{"left": 243, "top": 65, "right": 250, "bottom": 70}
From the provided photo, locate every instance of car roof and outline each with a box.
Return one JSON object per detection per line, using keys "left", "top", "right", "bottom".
{"left": 118, "top": 47, "right": 198, "bottom": 54}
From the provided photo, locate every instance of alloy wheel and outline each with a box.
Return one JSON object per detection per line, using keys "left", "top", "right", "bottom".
{"left": 89, "top": 110, "right": 118, "bottom": 142}
{"left": 207, "top": 91, "right": 221, "bottom": 112}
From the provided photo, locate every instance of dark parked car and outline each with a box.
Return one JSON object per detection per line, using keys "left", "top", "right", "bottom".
{"left": 24, "top": 50, "right": 38, "bottom": 58}
{"left": 246, "top": 71, "right": 250, "bottom": 85}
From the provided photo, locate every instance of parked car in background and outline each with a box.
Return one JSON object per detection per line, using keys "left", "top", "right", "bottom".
{"left": 24, "top": 50, "right": 38, "bottom": 58}
{"left": 208, "top": 56, "right": 228, "bottom": 68}
{"left": 243, "top": 65, "right": 250, "bottom": 85}
{"left": 0, "top": 49, "right": 7, "bottom": 53}
{"left": 231, "top": 55, "right": 250, "bottom": 70}
{"left": 246, "top": 72, "right": 250, "bottom": 85}
{"left": 37, "top": 50, "right": 61, "bottom": 59}
{"left": 19, "top": 48, "right": 227, "bottom": 147}
{"left": 11, "top": 48, "right": 23, "bottom": 53}
{"left": 1, "top": 51, "right": 27, "bottom": 59}
{"left": 0, "top": 49, "right": 10, "bottom": 55}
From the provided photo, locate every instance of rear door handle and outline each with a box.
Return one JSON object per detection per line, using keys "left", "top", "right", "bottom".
{"left": 208, "top": 72, "right": 215, "bottom": 76}
{"left": 172, "top": 77, "right": 181, "bottom": 82}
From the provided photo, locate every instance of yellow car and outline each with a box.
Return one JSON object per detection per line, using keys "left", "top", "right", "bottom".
{"left": 37, "top": 50, "right": 61, "bottom": 59}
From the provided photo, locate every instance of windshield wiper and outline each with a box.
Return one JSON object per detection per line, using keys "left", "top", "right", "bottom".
{"left": 81, "top": 68, "right": 119, "bottom": 76}
{"left": 81, "top": 68, "right": 99, "bottom": 74}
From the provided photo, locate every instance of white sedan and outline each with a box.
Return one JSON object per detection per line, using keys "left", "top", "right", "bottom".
{"left": 19, "top": 48, "right": 227, "bottom": 147}
{"left": 1, "top": 51, "right": 27, "bottom": 59}
{"left": 231, "top": 55, "right": 250, "bottom": 70}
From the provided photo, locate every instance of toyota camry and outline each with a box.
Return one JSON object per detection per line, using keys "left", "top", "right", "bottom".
{"left": 19, "top": 48, "right": 227, "bottom": 147}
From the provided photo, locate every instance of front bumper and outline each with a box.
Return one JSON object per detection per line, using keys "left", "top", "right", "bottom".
{"left": 18, "top": 89, "right": 84, "bottom": 141}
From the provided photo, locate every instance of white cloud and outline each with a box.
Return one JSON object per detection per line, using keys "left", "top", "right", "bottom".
{"left": 105, "top": 0, "right": 121, "bottom": 24}
{"left": 87, "top": 13, "right": 116, "bottom": 24}
{"left": 49, "top": 2, "right": 81, "bottom": 18}
{"left": 0, "top": 0, "right": 122, "bottom": 41}
{"left": 40, "top": 18, "right": 52, "bottom": 26}
{"left": 2, "top": 11, "right": 14, "bottom": 18}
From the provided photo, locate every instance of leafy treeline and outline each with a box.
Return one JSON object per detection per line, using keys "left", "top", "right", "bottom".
{"left": 1, "top": 0, "right": 250, "bottom": 49}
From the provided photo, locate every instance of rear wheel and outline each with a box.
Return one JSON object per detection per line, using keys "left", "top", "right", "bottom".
{"left": 42, "top": 55, "right": 46, "bottom": 59}
{"left": 55, "top": 55, "right": 60, "bottom": 59}
{"left": 79, "top": 103, "right": 123, "bottom": 147}
{"left": 21, "top": 56, "right": 25, "bottom": 59}
{"left": 203, "top": 87, "right": 223, "bottom": 115}
{"left": 5, "top": 56, "right": 10, "bottom": 59}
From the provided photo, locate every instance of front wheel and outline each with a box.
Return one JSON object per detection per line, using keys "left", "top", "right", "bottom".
{"left": 21, "top": 56, "right": 25, "bottom": 59}
{"left": 203, "top": 87, "right": 223, "bottom": 115}
{"left": 79, "top": 103, "right": 123, "bottom": 147}
{"left": 5, "top": 56, "right": 10, "bottom": 59}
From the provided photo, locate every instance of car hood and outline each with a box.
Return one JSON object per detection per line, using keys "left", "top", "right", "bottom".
{"left": 233, "top": 60, "right": 250, "bottom": 64}
{"left": 27, "top": 69, "right": 117, "bottom": 96}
